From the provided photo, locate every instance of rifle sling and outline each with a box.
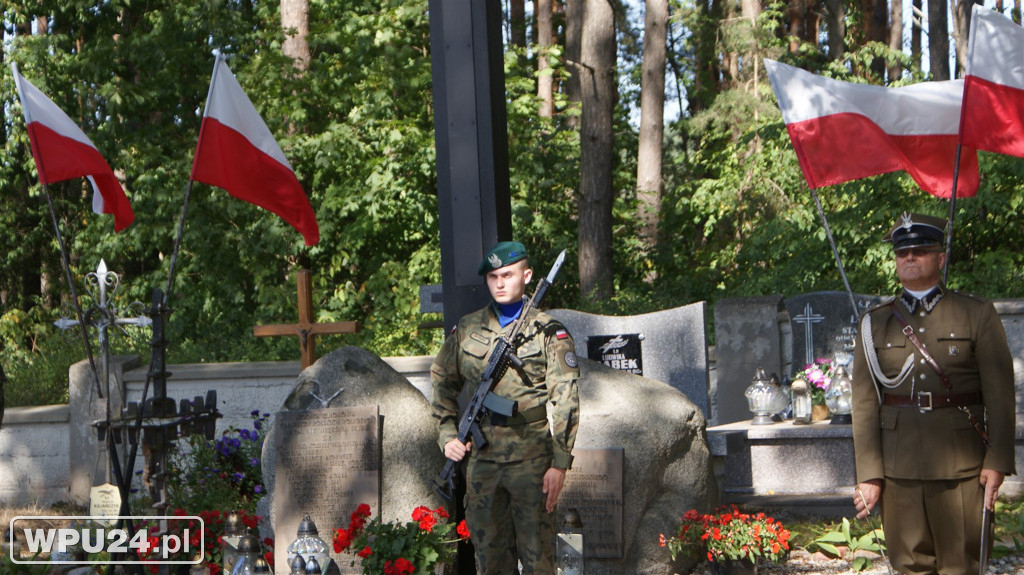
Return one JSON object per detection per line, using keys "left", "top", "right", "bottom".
{"left": 888, "top": 302, "right": 990, "bottom": 446}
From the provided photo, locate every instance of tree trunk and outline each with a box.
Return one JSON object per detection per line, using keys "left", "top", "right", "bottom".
{"left": 689, "top": 0, "right": 721, "bottom": 113}
{"left": 929, "top": 0, "right": 950, "bottom": 80}
{"left": 565, "top": 0, "right": 583, "bottom": 128}
{"left": 281, "top": 0, "right": 311, "bottom": 70}
{"left": 870, "top": 0, "right": 888, "bottom": 77}
{"left": 578, "top": 0, "right": 616, "bottom": 302}
{"left": 636, "top": 0, "right": 667, "bottom": 247}
{"left": 510, "top": 0, "right": 527, "bottom": 47}
{"left": 911, "top": 0, "right": 922, "bottom": 69}
{"left": 888, "top": 0, "right": 903, "bottom": 79}
{"left": 827, "top": 0, "right": 845, "bottom": 59}
{"left": 954, "top": 0, "right": 981, "bottom": 77}
{"left": 788, "top": 0, "right": 809, "bottom": 51}
{"left": 538, "top": 0, "right": 555, "bottom": 118}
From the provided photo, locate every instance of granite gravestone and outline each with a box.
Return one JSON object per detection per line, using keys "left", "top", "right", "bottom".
{"left": 784, "top": 291, "right": 884, "bottom": 370}
{"left": 712, "top": 296, "right": 790, "bottom": 426}
{"left": 558, "top": 447, "right": 624, "bottom": 559}
{"left": 548, "top": 303, "right": 710, "bottom": 417}
{"left": 272, "top": 405, "right": 380, "bottom": 574}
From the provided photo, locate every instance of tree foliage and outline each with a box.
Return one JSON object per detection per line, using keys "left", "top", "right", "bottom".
{"left": 2, "top": 0, "right": 1024, "bottom": 407}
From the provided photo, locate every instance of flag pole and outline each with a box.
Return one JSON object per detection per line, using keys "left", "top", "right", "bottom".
{"left": 165, "top": 51, "right": 223, "bottom": 304}
{"left": 41, "top": 183, "right": 106, "bottom": 399}
{"left": 943, "top": 145, "right": 961, "bottom": 284}
{"left": 14, "top": 63, "right": 105, "bottom": 400}
{"left": 812, "top": 189, "right": 860, "bottom": 319}
{"left": 118, "top": 53, "right": 224, "bottom": 543}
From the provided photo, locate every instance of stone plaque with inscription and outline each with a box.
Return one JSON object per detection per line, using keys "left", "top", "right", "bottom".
{"left": 785, "top": 292, "right": 884, "bottom": 368}
{"left": 557, "top": 447, "right": 624, "bottom": 559}
{"left": 273, "top": 405, "right": 381, "bottom": 574}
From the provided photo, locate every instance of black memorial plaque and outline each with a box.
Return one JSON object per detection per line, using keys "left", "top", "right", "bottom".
{"left": 586, "top": 334, "right": 643, "bottom": 375}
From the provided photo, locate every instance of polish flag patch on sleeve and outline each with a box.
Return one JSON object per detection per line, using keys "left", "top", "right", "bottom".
{"left": 555, "top": 329, "right": 569, "bottom": 340}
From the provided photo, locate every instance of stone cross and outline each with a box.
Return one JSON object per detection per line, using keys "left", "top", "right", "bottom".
{"left": 253, "top": 269, "right": 360, "bottom": 368}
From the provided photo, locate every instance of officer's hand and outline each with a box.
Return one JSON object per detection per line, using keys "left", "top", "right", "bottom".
{"left": 853, "top": 479, "right": 882, "bottom": 519}
{"left": 980, "top": 468, "right": 1005, "bottom": 511}
{"left": 543, "top": 468, "right": 567, "bottom": 513}
{"left": 444, "top": 439, "right": 471, "bottom": 462}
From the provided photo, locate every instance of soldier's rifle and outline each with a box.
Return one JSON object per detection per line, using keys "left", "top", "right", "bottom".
{"left": 432, "top": 249, "right": 566, "bottom": 503}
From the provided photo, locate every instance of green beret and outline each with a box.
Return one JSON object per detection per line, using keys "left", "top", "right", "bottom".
{"left": 883, "top": 212, "right": 947, "bottom": 251}
{"left": 478, "top": 241, "right": 529, "bottom": 275}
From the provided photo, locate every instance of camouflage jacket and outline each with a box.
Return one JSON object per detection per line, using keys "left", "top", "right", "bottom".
{"left": 430, "top": 303, "right": 581, "bottom": 468}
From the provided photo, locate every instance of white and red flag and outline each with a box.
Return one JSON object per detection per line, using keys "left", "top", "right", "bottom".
{"left": 960, "top": 6, "right": 1024, "bottom": 157}
{"left": 765, "top": 59, "right": 978, "bottom": 198}
{"left": 11, "top": 64, "right": 134, "bottom": 231}
{"left": 190, "top": 55, "right": 319, "bottom": 246}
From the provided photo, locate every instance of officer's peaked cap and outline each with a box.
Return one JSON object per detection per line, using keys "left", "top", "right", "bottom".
{"left": 883, "top": 212, "right": 947, "bottom": 251}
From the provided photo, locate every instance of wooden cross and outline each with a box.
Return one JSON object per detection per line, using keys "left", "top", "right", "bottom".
{"left": 253, "top": 269, "right": 360, "bottom": 368}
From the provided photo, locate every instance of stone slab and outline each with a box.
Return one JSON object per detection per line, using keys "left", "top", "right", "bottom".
{"left": 548, "top": 303, "right": 710, "bottom": 417}
{"left": 708, "top": 419, "right": 855, "bottom": 497}
{"left": 558, "top": 447, "right": 624, "bottom": 559}
{"left": 784, "top": 291, "right": 884, "bottom": 368}
{"left": 272, "top": 405, "right": 380, "bottom": 574}
{"left": 712, "top": 296, "right": 789, "bottom": 426}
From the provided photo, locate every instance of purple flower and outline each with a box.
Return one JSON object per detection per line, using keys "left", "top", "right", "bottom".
{"left": 232, "top": 472, "right": 244, "bottom": 483}
{"left": 254, "top": 485, "right": 263, "bottom": 494}
{"left": 251, "top": 409, "right": 260, "bottom": 417}
{"left": 250, "top": 458, "right": 260, "bottom": 466}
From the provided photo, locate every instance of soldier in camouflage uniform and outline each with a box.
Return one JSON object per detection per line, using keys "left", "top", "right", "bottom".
{"left": 431, "top": 241, "right": 581, "bottom": 575}
{"left": 852, "top": 213, "right": 1015, "bottom": 575}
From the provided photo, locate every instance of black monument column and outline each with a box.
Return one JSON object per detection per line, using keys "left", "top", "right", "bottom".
{"left": 429, "top": 0, "right": 513, "bottom": 333}
{"left": 429, "top": 1, "right": 512, "bottom": 573}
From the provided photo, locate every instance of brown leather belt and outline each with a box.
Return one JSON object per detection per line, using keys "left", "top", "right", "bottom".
{"left": 882, "top": 391, "right": 982, "bottom": 411}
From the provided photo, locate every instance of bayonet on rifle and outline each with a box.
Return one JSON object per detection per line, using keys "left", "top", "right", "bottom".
{"left": 432, "top": 249, "right": 567, "bottom": 502}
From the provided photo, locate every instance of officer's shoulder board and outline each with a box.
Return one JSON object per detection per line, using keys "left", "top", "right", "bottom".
{"left": 950, "top": 289, "right": 988, "bottom": 303}
{"left": 864, "top": 295, "right": 897, "bottom": 316}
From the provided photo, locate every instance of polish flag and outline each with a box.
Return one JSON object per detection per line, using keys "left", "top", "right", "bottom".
{"left": 11, "top": 64, "right": 134, "bottom": 231}
{"left": 960, "top": 6, "right": 1024, "bottom": 157}
{"left": 765, "top": 59, "right": 978, "bottom": 198}
{"left": 190, "top": 56, "right": 319, "bottom": 246}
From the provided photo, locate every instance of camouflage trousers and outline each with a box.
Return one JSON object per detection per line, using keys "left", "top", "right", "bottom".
{"left": 465, "top": 454, "right": 555, "bottom": 575}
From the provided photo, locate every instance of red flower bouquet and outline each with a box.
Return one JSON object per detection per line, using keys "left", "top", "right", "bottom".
{"left": 660, "top": 505, "right": 791, "bottom": 564}
{"left": 334, "top": 504, "right": 469, "bottom": 575}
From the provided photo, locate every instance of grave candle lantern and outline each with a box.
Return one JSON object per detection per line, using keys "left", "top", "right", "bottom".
{"left": 790, "top": 378, "right": 813, "bottom": 424}
{"left": 231, "top": 534, "right": 261, "bottom": 575}
{"left": 254, "top": 557, "right": 272, "bottom": 574}
{"left": 745, "top": 367, "right": 783, "bottom": 425}
{"left": 222, "top": 511, "right": 246, "bottom": 575}
{"left": 286, "top": 515, "right": 330, "bottom": 573}
{"left": 825, "top": 364, "right": 854, "bottom": 424}
{"left": 289, "top": 554, "right": 306, "bottom": 575}
{"left": 556, "top": 508, "right": 584, "bottom": 575}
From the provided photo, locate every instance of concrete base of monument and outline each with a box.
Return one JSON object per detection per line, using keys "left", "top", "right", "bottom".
{"left": 708, "top": 419, "right": 858, "bottom": 518}
{"left": 709, "top": 418, "right": 1024, "bottom": 518}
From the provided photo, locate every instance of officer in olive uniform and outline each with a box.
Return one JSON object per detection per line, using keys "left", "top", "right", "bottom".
{"left": 852, "top": 212, "right": 1015, "bottom": 575}
{"left": 431, "top": 241, "right": 581, "bottom": 575}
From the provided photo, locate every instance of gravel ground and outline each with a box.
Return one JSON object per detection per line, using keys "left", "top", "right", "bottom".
{"left": 690, "top": 549, "right": 1024, "bottom": 575}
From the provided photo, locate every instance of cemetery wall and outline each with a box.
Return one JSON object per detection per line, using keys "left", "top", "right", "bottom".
{"left": 0, "top": 405, "right": 70, "bottom": 506}
{"left": 0, "top": 356, "right": 432, "bottom": 507}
